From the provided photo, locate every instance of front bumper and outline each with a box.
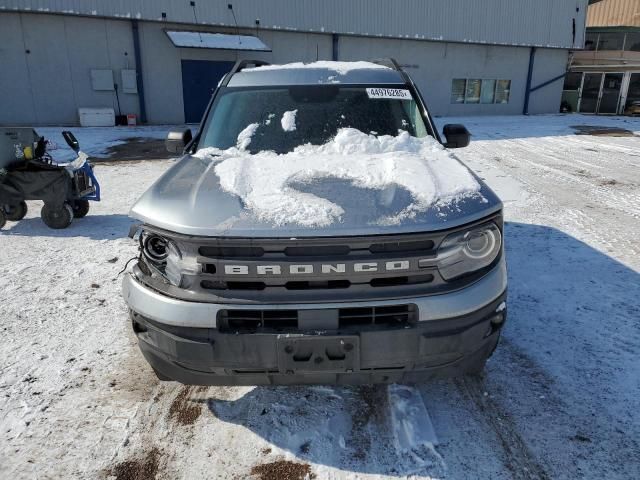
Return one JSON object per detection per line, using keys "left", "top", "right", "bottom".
{"left": 123, "top": 260, "right": 507, "bottom": 385}
{"left": 122, "top": 259, "right": 507, "bottom": 327}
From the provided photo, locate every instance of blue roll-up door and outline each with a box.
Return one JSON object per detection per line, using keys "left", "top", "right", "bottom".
{"left": 181, "top": 60, "right": 234, "bottom": 123}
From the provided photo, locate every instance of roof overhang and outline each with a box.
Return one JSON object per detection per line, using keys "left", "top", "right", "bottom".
{"left": 165, "top": 30, "right": 271, "bottom": 52}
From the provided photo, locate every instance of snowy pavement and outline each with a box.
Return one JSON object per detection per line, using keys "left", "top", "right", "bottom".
{"left": 35, "top": 125, "right": 187, "bottom": 162}
{"left": 1, "top": 114, "right": 639, "bottom": 479}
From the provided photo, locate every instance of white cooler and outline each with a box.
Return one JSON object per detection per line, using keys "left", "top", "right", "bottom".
{"left": 78, "top": 108, "right": 115, "bottom": 127}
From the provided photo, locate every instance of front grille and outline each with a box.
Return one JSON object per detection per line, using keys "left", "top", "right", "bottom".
{"left": 217, "top": 304, "right": 417, "bottom": 333}
{"left": 199, "top": 245, "right": 265, "bottom": 258}
{"left": 220, "top": 309, "right": 298, "bottom": 332}
{"left": 370, "top": 273, "right": 434, "bottom": 287}
{"left": 285, "top": 280, "right": 351, "bottom": 290}
{"left": 338, "top": 305, "right": 417, "bottom": 327}
{"left": 369, "top": 239, "right": 435, "bottom": 254}
{"left": 148, "top": 213, "right": 502, "bottom": 304}
{"left": 197, "top": 240, "right": 436, "bottom": 259}
{"left": 193, "top": 232, "right": 443, "bottom": 299}
{"left": 284, "top": 245, "right": 351, "bottom": 256}
{"left": 200, "top": 275, "right": 434, "bottom": 291}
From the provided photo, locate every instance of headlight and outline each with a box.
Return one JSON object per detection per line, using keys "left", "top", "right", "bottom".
{"left": 165, "top": 241, "right": 184, "bottom": 287}
{"left": 142, "top": 234, "right": 168, "bottom": 262}
{"left": 436, "top": 222, "right": 502, "bottom": 281}
{"left": 164, "top": 239, "right": 199, "bottom": 288}
{"left": 140, "top": 232, "right": 198, "bottom": 287}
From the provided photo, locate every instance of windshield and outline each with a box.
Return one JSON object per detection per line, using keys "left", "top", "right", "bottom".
{"left": 199, "top": 85, "right": 431, "bottom": 154}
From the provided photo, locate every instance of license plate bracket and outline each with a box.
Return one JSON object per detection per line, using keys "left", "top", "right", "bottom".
{"left": 277, "top": 335, "right": 359, "bottom": 373}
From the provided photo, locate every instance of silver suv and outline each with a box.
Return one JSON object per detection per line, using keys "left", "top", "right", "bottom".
{"left": 122, "top": 59, "right": 507, "bottom": 385}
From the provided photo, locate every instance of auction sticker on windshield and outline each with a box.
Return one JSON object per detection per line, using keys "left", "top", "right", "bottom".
{"left": 366, "top": 88, "right": 412, "bottom": 100}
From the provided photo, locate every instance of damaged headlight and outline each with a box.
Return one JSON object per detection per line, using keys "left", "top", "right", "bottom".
{"left": 142, "top": 234, "right": 169, "bottom": 262}
{"left": 140, "top": 232, "right": 198, "bottom": 287}
{"left": 436, "top": 222, "right": 502, "bottom": 281}
{"left": 165, "top": 241, "right": 185, "bottom": 287}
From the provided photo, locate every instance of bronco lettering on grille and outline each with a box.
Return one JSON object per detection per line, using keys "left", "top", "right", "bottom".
{"left": 223, "top": 261, "right": 414, "bottom": 275}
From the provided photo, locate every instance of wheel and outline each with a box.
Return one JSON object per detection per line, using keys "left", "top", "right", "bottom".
{"left": 4, "top": 201, "right": 28, "bottom": 221}
{"left": 71, "top": 199, "right": 90, "bottom": 218}
{"left": 41, "top": 203, "right": 74, "bottom": 229}
{"left": 0, "top": 209, "right": 6, "bottom": 229}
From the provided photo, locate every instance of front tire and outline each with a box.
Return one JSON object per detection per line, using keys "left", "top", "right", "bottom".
{"left": 71, "top": 199, "right": 90, "bottom": 218}
{"left": 41, "top": 203, "right": 74, "bottom": 229}
{"left": 0, "top": 209, "right": 6, "bottom": 229}
{"left": 4, "top": 201, "right": 28, "bottom": 221}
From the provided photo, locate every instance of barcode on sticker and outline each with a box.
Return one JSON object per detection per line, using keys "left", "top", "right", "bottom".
{"left": 366, "top": 88, "right": 412, "bottom": 100}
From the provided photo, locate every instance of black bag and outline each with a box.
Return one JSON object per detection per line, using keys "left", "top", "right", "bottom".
{"left": 0, "top": 167, "right": 71, "bottom": 207}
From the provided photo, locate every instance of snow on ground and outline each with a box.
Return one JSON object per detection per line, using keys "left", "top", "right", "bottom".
{"left": 200, "top": 128, "right": 480, "bottom": 227}
{"left": 1, "top": 114, "right": 639, "bottom": 479}
{"left": 35, "top": 125, "right": 177, "bottom": 162}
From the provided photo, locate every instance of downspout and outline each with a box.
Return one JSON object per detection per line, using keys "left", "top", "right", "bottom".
{"left": 523, "top": 47, "right": 536, "bottom": 115}
{"left": 131, "top": 20, "right": 147, "bottom": 124}
{"left": 332, "top": 34, "right": 339, "bottom": 61}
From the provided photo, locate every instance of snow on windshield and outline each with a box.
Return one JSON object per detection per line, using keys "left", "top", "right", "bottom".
{"left": 244, "top": 61, "right": 391, "bottom": 75}
{"left": 281, "top": 110, "right": 298, "bottom": 132}
{"left": 236, "top": 123, "right": 259, "bottom": 150}
{"left": 195, "top": 128, "right": 481, "bottom": 228}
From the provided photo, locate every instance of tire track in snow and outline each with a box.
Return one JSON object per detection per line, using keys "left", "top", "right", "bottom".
{"left": 463, "top": 138, "right": 640, "bottom": 263}
{"left": 469, "top": 137, "right": 640, "bottom": 221}
{"left": 503, "top": 139, "right": 638, "bottom": 210}
{"left": 454, "top": 375, "right": 550, "bottom": 480}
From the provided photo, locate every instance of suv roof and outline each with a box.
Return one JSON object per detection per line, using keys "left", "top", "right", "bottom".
{"left": 224, "top": 59, "right": 407, "bottom": 87}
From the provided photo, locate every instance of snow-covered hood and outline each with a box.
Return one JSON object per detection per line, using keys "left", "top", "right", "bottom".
{"left": 130, "top": 129, "right": 502, "bottom": 237}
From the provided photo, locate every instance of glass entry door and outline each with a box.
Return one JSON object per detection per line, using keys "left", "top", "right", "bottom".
{"left": 599, "top": 73, "right": 623, "bottom": 114}
{"left": 579, "top": 73, "right": 603, "bottom": 113}
{"left": 623, "top": 73, "right": 640, "bottom": 115}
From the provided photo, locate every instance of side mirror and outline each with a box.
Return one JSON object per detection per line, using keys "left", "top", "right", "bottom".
{"left": 62, "top": 131, "right": 80, "bottom": 152}
{"left": 166, "top": 129, "right": 193, "bottom": 154}
{"left": 443, "top": 124, "right": 471, "bottom": 149}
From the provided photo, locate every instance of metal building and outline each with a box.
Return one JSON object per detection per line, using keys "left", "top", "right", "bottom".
{"left": 0, "top": 0, "right": 589, "bottom": 125}
{"left": 563, "top": 0, "right": 640, "bottom": 114}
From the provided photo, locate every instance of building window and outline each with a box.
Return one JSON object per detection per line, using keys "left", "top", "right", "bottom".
{"left": 586, "top": 30, "right": 640, "bottom": 52}
{"left": 451, "top": 79, "right": 466, "bottom": 104}
{"left": 480, "top": 79, "right": 496, "bottom": 104}
{"left": 624, "top": 73, "right": 640, "bottom": 114}
{"left": 465, "top": 79, "right": 481, "bottom": 103}
{"left": 563, "top": 72, "right": 582, "bottom": 91}
{"left": 584, "top": 32, "right": 598, "bottom": 51}
{"left": 451, "top": 78, "right": 510, "bottom": 104}
{"left": 597, "top": 32, "right": 625, "bottom": 51}
{"left": 562, "top": 72, "right": 582, "bottom": 112}
{"left": 495, "top": 80, "right": 511, "bottom": 104}
{"left": 625, "top": 33, "right": 640, "bottom": 52}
